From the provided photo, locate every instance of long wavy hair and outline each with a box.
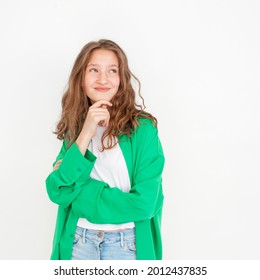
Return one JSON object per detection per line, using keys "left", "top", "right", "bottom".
{"left": 53, "top": 39, "right": 157, "bottom": 151}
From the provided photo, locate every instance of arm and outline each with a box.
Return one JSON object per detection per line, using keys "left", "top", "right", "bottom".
{"left": 71, "top": 121, "right": 165, "bottom": 224}
{"left": 45, "top": 100, "right": 113, "bottom": 208}
{"left": 45, "top": 140, "right": 97, "bottom": 208}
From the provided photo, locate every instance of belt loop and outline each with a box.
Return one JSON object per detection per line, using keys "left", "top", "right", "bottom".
{"left": 82, "top": 228, "right": 87, "bottom": 244}
{"left": 120, "top": 231, "right": 124, "bottom": 247}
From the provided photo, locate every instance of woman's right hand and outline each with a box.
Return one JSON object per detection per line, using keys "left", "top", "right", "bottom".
{"left": 75, "top": 100, "right": 112, "bottom": 156}
{"left": 80, "top": 99, "right": 112, "bottom": 139}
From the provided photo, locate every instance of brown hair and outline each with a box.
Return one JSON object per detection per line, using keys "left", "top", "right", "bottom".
{"left": 53, "top": 39, "right": 157, "bottom": 151}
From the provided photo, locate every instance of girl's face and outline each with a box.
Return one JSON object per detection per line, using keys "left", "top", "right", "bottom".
{"left": 83, "top": 49, "right": 120, "bottom": 104}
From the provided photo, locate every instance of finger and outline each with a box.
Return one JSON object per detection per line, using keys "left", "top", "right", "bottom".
{"left": 90, "top": 100, "right": 112, "bottom": 109}
{"left": 102, "top": 113, "right": 110, "bottom": 127}
{"left": 89, "top": 108, "right": 110, "bottom": 113}
{"left": 89, "top": 110, "right": 110, "bottom": 121}
{"left": 55, "top": 160, "right": 62, "bottom": 166}
{"left": 100, "top": 113, "right": 110, "bottom": 126}
{"left": 53, "top": 164, "right": 59, "bottom": 170}
{"left": 94, "top": 115, "right": 110, "bottom": 126}
{"left": 91, "top": 112, "right": 110, "bottom": 127}
{"left": 53, "top": 160, "right": 62, "bottom": 170}
{"left": 89, "top": 111, "right": 110, "bottom": 119}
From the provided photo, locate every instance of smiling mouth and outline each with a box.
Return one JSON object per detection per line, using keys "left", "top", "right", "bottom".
{"left": 95, "top": 87, "right": 110, "bottom": 92}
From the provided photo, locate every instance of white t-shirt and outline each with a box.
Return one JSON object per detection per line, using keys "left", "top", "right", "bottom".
{"left": 77, "top": 125, "right": 135, "bottom": 230}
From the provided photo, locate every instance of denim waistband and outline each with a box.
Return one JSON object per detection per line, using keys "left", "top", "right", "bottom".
{"left": 75, "top": 226, "right": 136, "bottom": 246}
{"left": 75, "top": 226, "right": 135, "bottom": 235}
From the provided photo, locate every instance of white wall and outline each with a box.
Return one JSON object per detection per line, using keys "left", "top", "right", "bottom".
{"left": 0, "top": 0, "right": 259, "bottom": 259}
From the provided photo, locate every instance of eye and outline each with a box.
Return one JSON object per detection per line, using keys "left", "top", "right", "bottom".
{"left": 109, "top": 69, "right": 118, "bottom": 74}
{"left": 89, "top": 68, "right": 98, "bottom": 73}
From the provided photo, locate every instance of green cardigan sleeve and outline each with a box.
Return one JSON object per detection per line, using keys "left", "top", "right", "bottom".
{"left": 45, "top": 140, "right": 97, "bottom": 208}
{"left": 71, "top": 121, "right": 165, "bottom": 224}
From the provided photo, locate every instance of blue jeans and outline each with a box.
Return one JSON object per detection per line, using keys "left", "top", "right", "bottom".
{"left": 71, "top": 226, "right": 136, "bottom": 260}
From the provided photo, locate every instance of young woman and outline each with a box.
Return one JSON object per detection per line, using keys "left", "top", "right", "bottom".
{"left": 45, "top": 39, "right": 165, "bottom": 260}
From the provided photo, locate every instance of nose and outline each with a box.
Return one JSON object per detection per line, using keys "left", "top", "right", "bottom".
{"left": 97, "top": 71, "right": 108, "bottom": 84}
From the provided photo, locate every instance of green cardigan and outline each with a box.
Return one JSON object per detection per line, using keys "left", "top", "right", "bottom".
{"left": 46, "top": 118, "right": 165, "bottom": 260}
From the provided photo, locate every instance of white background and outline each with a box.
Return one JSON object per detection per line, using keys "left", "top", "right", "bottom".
{"left": 0, "top": 0, "right": 259, "bottom": 260}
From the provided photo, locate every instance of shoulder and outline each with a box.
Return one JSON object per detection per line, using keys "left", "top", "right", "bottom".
{"left": 132, "top": 117, "right": 164, "bottom": 160}
{"left": 135, "top": 117, "right": 158, "bottom": 134}
{"left": 132, "top": 117, "right": 159, "bottom": 144}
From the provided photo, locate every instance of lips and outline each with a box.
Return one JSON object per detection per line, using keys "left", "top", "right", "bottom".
{"left": 95, "top": 87, "right": 110, "bottom": 92}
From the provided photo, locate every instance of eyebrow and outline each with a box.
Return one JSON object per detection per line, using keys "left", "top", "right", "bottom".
{"left": 87, "top": 63, "right": 119, "bottom": 67}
